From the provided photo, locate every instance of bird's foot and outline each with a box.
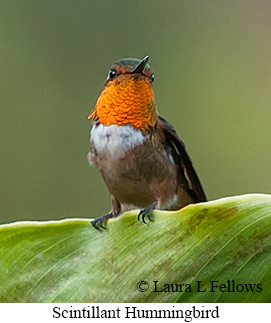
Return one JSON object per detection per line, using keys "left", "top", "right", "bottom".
{"left": 91, "top": 211, "right": 113, "bottom": 231}
{"left": 138, "top": 202, "right": 157, "bottom": 224}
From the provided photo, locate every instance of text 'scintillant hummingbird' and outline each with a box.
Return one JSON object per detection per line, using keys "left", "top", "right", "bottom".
{"left": 88, "top": 56, "right": 206, "bottom": 230}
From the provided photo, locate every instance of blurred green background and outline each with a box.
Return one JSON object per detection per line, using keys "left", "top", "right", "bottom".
{"left": 1, "top": 0, "right": 271, "bottom": 224}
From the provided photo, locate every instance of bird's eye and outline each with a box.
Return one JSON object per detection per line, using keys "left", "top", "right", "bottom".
{"left": 107, "top": 69, "right": 117, "bottom": 80}
{"left": 150, "top": 74, "right": 154, "bottom": 83}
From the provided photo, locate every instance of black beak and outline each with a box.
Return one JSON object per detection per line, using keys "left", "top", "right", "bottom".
{"left": 131, "top": 56, "right": 149, "bottom": 74}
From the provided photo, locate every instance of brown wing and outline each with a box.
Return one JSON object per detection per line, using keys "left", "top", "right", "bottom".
{"left": 158, "top": 115, "right": 207, "bottom": 202}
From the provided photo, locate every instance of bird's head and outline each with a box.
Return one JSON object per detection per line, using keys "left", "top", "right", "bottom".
{"left": 88, "top": 56, "right": 158, "bottom": 132}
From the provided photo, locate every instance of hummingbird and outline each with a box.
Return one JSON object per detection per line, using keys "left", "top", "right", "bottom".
{"left": 88, "top": 56, "right": 206, "bottom": 230}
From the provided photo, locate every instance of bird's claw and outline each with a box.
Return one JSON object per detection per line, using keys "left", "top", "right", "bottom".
{"left": 138, "top": 202, "right": 157, "bottom": 224}
{"left": 91, "top": 212, "right": 112, "bottom": 230}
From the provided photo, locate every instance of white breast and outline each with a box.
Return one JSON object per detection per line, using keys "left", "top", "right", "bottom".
{"left": 90, "top": 124, "right": 148, "bottom": 161}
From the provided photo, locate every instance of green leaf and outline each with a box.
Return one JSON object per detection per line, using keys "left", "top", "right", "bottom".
{"left": 0, "top": 194, "right": 270, "bottom": 302}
